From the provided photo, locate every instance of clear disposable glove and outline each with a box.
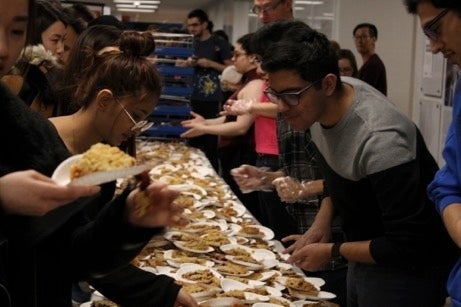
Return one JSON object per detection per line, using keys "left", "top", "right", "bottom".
{"left": 230, "top": 164, "right": 272, "bottom": 193}
{"left": 220, "top": 98, "right": 255, "bottom": 116}
{"left": 272, "top": 176, "right": 312, "bottom": 203}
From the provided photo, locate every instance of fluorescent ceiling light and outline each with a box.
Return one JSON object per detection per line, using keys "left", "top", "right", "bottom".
{"left": 117, "top": 8, "right": 156, "bottom": 12}
{"left": 116, "top": 4, "right": 158, "bottom": 9}
{"left": 295, "top": 1, "right": 324, "bottom": 4}
{"left": 294, "top": 6, "right": 305, "bottom": 10}
{"left": 114, "top": 0, "right": 160, "bottom": 4}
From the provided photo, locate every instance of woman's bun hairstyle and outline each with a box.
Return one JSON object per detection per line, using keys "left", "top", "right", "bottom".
{"left": 119, "top": 31, "right": 155, "bottom": 57}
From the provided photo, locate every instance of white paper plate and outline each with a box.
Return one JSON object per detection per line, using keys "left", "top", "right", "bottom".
{"left": 199, "top": 297, "right": 244, "bottom": 307}
{"left": 175, "top": 264, "right": 222, "bottom": 284}
{"left": 225, "top": 255, "right": 264, "bottom": 271}
{"left": 292, "top": 290, "right": 336, "bottom": 301}
{"left": 52, "top": 154, "right": 152, "bottom": 186}
{"left": 220, "top": 243, "right": 254, "bottom": 255}
{"left": 229, "top": 224, "right": 275, "bottom": 240}
{"left": 174, "top": 241, "right": 214, "bottom": 254}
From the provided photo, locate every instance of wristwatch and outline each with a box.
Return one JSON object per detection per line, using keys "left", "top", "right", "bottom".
{"left": 331, "top": 242, "right": 344, "bottom": 261}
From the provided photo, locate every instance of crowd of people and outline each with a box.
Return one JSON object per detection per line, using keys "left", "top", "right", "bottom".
{"left": 0, "top": 0, "right": 460, "bottom": 306}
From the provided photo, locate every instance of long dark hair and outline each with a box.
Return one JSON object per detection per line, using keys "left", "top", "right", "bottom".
{"left": 29, "top": 0, "right": 68, "bottom": 45}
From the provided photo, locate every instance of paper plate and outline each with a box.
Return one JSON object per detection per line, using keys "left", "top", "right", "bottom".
{"left": 52, "top": 154, "right": 152, "bottom": 186}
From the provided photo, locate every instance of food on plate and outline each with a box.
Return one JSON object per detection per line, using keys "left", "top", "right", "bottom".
{"left": 201, "top": 231, "right": 231, "bottom": 246}
{"left": 170, "top": 233, "right": 196, "bottom": 242}
{"left": 238, "top": 225, "right": 264, "bottom": 238}
{"left": 215, "top": 263, "right": 249, "bottom": 275}
{"left": 70, "top": 143, "right": 136, "bottom": 179}
{"left": 217, "top": 290, "right": 247, "bottom": 299}
{"left": 226, "top": 247, "right": 252, "bottom": 257}
{"left": 217, "top": 204, "right": 238, "bottom": 219}
{"left": 181, "top": 283, "right": 210, "bottom": 294}
{"left": 184, "top": 223, "right": 220, "bottom": 233}
{"left": 181, "top": 269, "right": 218, "bottom": 285}
{"left": 268, "top": 297, "right": 291, "bottom": 306}
{"left": 91, "top": 300, "right": 119, "bottom": 307}
{"left": 181, "top": 239, "right": 211, "bottom": 251}
{"left": 232, "top": 255, "right": 259, "bottom": 264}
{"left": 285, "top": 277, "right": 319, "bottom": 296}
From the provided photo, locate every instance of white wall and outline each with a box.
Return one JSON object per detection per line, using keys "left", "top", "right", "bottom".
{"left": 336, "top": 0, "right": 418, "bottom": 117}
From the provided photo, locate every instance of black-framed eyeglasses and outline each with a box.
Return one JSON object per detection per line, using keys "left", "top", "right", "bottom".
{"left": 423, "top": 8, "right": 449, "bottom": 41}
{"left": 233, "top": 51, "right": 247, "bottom": 58}
{"left": 251, "top": 0, "right": 283, "bottom": 15}
{"left": 115, "top": 98, "right": 153, "bottom": 132}
{"left": 264, "top": 78, "right": 323, "bottom": 106}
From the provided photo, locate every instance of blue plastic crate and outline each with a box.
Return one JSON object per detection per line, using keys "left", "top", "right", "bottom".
{"left": 162, "top": 86, "right": 193, "bottom": 97}
{"left": 157, "top": 65, "right": 194, "bottom": 76}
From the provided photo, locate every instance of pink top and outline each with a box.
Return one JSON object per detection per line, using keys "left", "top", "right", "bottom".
{"left": 255, "top": 83, "right": 279, "bottom": 155}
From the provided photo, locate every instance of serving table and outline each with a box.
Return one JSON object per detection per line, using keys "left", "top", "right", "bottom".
{"left": 89, "top": 139, "right": 338, "bottom": 307}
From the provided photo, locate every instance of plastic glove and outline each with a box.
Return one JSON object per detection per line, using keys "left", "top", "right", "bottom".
{"left": 221, "top": 98, "right": 255, "bottom": 116}
{"left": 272, "top": 176, "right": 311, "bottom": 203}
{"left": 230, "top": 164, "right": 272, "bottom": 193}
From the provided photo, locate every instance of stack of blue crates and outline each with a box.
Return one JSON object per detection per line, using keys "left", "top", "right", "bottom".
{"left": 142, "top": 33, "right": 194, "bottom": 139}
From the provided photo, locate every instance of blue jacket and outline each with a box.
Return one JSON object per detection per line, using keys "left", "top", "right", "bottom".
{"left": 428, "top": 77, "right": 461, "bottom": 307}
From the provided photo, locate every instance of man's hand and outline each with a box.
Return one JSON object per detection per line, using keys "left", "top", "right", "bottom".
{"left": 230, "top": 164, "right": 268, "bottom": 192}
{"left": 273, "top": 177, "right": 306, "bottom": 203}
{"left": 282, "top": 221, "right": 331, "bottom": 255}
{"left": 0, "top": 170, "right": 100, "bottom": 216}
{"left": 287, "top": 243, "right": 333, "bottom": 272}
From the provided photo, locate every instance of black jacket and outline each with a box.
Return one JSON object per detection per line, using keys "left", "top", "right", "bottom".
{"left": 0, "top": 82, "right": 179, "bottom": 306}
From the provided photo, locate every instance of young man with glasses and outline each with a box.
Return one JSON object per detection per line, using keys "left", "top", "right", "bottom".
{"left": 353, "top": 23, "right": 387, "bottom": 96}
{"left": 253, "top": 19, "right": 458, "bottom": 306}
{"left": 229, "top": 2, "right": 349, "bottom": 305}
{"left": 404, "top": 1, "right": 461, "bottom": 305}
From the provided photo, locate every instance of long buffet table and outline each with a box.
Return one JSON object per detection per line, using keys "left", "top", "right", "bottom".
{"left": 86, "top": 139, "right": 338, "bottom": 307}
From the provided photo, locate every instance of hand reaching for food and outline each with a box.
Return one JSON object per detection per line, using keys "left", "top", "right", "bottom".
{"left": 126, "top": 173, "right": 187, "bottom": 228}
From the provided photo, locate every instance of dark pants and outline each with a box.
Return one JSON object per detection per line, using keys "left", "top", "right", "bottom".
{"left": 188, "top": 99, "right": 220, "bottom": 172}
{"left": 347, "top": 262, "right": 450, "bottom": 307}
{"left": 256, "top": 154, "right": 298, "bottom": 242}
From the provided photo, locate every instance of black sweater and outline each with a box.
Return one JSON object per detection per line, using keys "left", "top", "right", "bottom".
{"left": 0, "top": 82, "right": 180, "bottom": 306}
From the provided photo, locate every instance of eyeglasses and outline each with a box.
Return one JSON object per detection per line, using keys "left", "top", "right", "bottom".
{"left": 423, "top": 8, "right": 449, "bottom": 41}
{"left": 115, "top": 98, "right": 153, "bottom": 132}
{"left": 251, "top": 0, "right": 283, "bottom": 15}
{"left": 353, "top": 35, "right": 370, "bottom": 41}
{"left": 264, "top": 79, "right": 322, "bottom": 106}
{"left": 233, "top": 51, "right": 247, "bottom": 58}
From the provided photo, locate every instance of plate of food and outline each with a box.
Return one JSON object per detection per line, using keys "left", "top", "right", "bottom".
{"left": 199, "top": 297, "right": 244, "bottom": 307}
{"left": 164, "top": 250, "right": 214, "bottom": 267}
{"left": 200, "top": 231, "right": 237, "bottom": 247}
{"left": 225, "top": 254, "right": 264, "bottom": 271}
{"left": 214, "top": 263, "right": 253, "bottom": 277}
{"left": 174, "top": 240, "right": 214, "bottom": 254}
{"left": 52, "top": 143, "right": 155, "bottom": 186}
{"left": 215, "top": 202, "right": 246, "bottom": 220}
{"left": 175, "top": 264, "right": 222, "bottom": 285}
{"left": 180, "top": 283, "right": 221, "bottom": 299}
{"left": 230, "top": 224, "right": 275, "bottom": 240}
{"left": 253, "top": 296, "right": 296, "bottom": 307}
{"left": 279, "top": 276, "right": 334, "bottom": 301}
